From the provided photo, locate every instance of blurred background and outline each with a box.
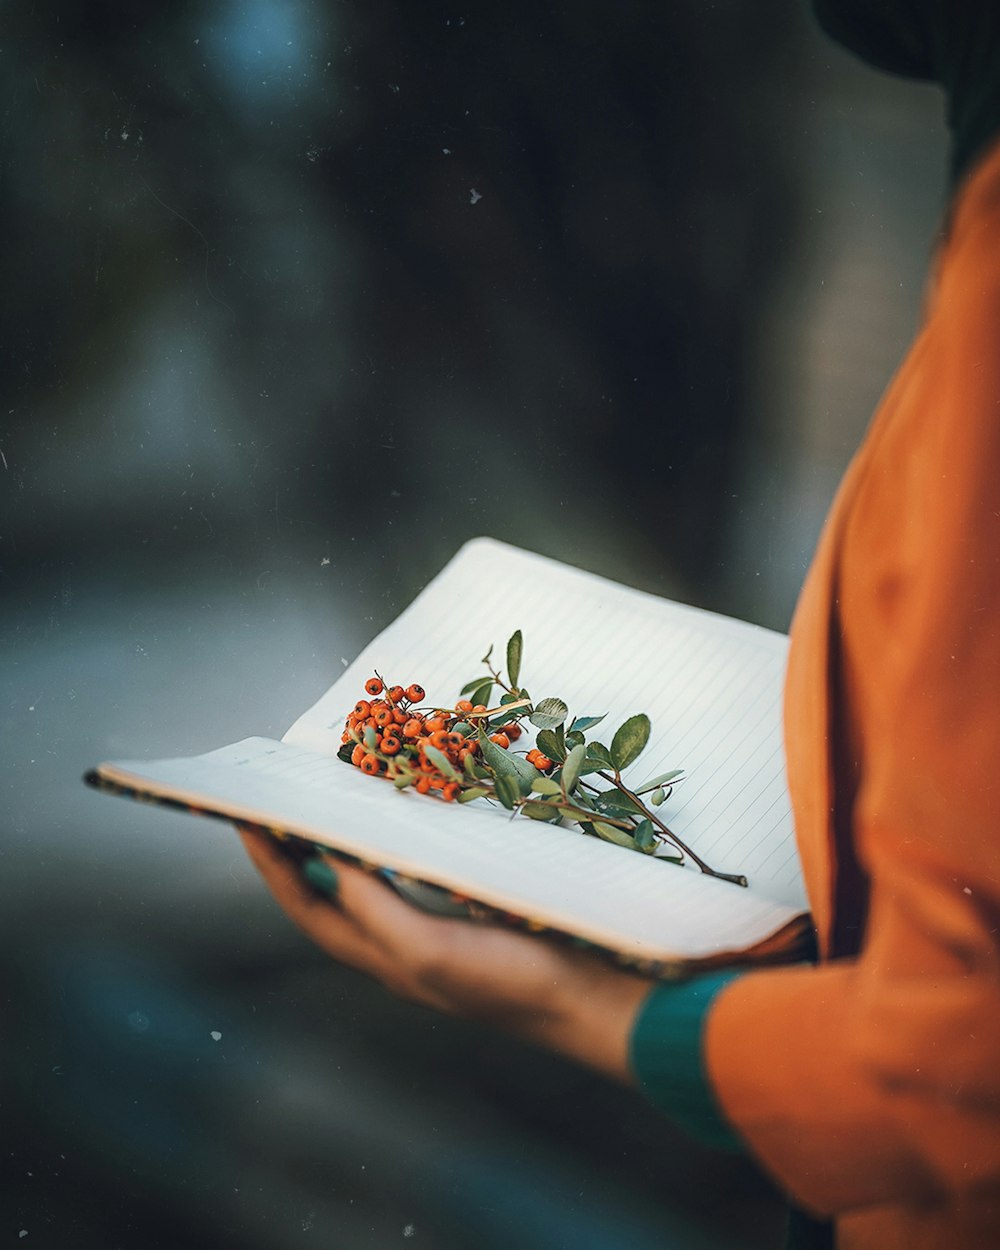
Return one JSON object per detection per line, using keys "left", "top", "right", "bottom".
{"left": 3, "top": 1, "right": 947, "bottom": 1246}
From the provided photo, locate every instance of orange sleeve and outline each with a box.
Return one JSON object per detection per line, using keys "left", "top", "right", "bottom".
{"left": 702, "top": 171, "right": 1000, "bottom": 1226}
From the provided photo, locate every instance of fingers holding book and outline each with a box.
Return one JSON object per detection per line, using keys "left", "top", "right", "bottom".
{"left": 234, "top": 822, "right": 650, "bottom": 1082}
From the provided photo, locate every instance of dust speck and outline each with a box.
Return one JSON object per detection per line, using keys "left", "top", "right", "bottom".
{"left": 469, "top": 188, "right": 482, "bottom": 205}
{"left": 210, "top": 1030, "right": 222, "bottom": 1042}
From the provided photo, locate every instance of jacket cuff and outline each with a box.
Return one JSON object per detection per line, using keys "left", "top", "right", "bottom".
{"left": 629, "top": 969, "right": 746, "bottom": 1152}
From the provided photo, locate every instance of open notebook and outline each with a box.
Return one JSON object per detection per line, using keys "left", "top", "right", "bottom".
{"left": 86, "top": 538, "right": 812, "bottom": 978}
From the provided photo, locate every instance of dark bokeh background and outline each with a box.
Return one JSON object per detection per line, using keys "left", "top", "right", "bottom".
{"left": 3, "top": 2, "right": 946, "bottom": 1246}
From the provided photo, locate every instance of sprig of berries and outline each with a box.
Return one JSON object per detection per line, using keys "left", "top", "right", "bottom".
{"left": 337, "top": 632, "right": 748, "bottom": 887}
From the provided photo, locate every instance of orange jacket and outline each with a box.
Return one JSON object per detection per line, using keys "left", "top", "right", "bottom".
{"left": 705, "top": 139, "right": 1000, "bottom": 1248}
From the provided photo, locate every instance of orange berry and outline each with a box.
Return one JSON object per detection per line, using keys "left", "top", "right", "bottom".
{"left": 489, "top": 732, "right": 510, "bottom": 750}
{"left": 340, "top": 730, "right": 350, "bottom": 745}
{"left": 380, "top": 736, "right": 401, "bottom": 755}
{"left": 365, "top": 677, "right": 384, "bottom": 696}
{"left": 455, "top": 699, "right": 474, "bottom": 714}
{"left": 392, "top": 708, "right": 407, "bottom": 725}
{"left": 446, "top": 731, "right": 464, "bottom": 750}
{"left": 353, "top": 699, "right": 371, "bottom": 718}
{"left": 442, "top": 782, "right": 459, "bottom": 802}
{"left": 415, "top": 776, "right": 431, "bottom": 795}
{"left": 533, "top": 753, "right": 553, "bottom": 772}
{"left": 425, "top": 717, "right": 446, "bottom": 733}
{"left": 360, "top": 753, "right": 381, "bottom": 775}
{"left": 373, "top": 706, "right": 393, "bottom": 728}
{"left": 471, "top": 704, "right": 487, "bottom": 715}
{"left": 428, "top": 729, "right": 449, "bottom": 750}
{"left": 387, "top": 685, "right": 405, "bottom": 704}
{"left": 406, "top": 684, "right": 425, "bottom": 703}
{"left": 501, "top": 723, "right": 521, "bottom": 741}
{"left": 351, "top": 743, "right": 366, "bottom": 767}
{"left": 403, "top": 718, "right": 423, "bottom": 738}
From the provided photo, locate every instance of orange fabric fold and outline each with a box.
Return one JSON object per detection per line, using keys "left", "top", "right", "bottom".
{"left": 705, "top": 140, "right": 1000, "bottom": 1247}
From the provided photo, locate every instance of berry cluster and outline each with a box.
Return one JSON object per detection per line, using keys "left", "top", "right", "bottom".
{"left": 338, "top": 674, "right": 531, "bottom": 800}
{"left": 333, "top": 631, "right": 744, "bottom": 886}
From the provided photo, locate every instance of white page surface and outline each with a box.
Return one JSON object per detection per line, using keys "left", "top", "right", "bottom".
{"left": 102, "top": 737, "right": 803, "bottom": 963}
{"left": 284, "top": 538, "right": 805, "bottom": 910}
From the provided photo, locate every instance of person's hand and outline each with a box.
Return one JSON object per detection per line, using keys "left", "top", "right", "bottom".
{"left": 237, "top": 825, "right": 652, "bottom": 1084}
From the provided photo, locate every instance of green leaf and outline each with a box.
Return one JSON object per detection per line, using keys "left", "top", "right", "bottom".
{"left": 535, "top": 728, "right": 566, "bottom": 763}
{"left": 610, "top": 714, "right": 651, "bottom": 772}
{"left": 494, "top": 774, "right": 521, "bottom": 810}
{"left": 530, "top": 777, "right": 563, "bottom": 796}
{"left": 460, "top": 677, "right": 485, "bottom": 696}
{"left": 529, "top": 697, "right": 569, "bottom": 731}
{"left": 423, "top": 743, "right": 461, "bottom": 782}
{"left": 569, "top": 714, "right": 606, "bottom": 734}
{"left": 469, "top": 679, "right": 493, "bottom": 709}
{"left": 563, "top": 808, "right": 603, "bottom": 827}
{"left": 593, "top": 789, "right": 646, "bottom": 817}
{"left": 506, "top": 629, "right": 523, "bottom": 689}
{"left": 578, "top": 760, "right": 607, "bottom": 777}
{"left": 633, "top": 818, "right": 657, "bottom": 851}
{"left": 336, "top": 742, "right": 355, "bottom": 764}
{"left": 565, "top": 730, "right": 585, "bottom": 750}
{"left": 462, "top": 752, "right": 479, "bottom": 779}
{"left": 499, "top": 691, "right": 521, "bottom": 706}
{"left": 457, "top": 786, "right": 490, "bottom": 803}
{"left": 585, "top": 742, "right": 614, "bottom": 769}
{"left": 650, "top": 786, "right": 667, "bottom": 807}
{"left": 451, "top": 721, "right": 473, "bottom": 738}
{"left": 522, "top": 801, "right": 558, "bottom": 822}
{"left": 592, "top": 821, "right": 640, "bottom": 850}
{"left": 393, "top": 773, "right": 414, "bottom": 789}
{"left": 481, "top": 644, "right": 494, "bottom": 665}
{"left": 560, "top": 743, "right": 586, "bottom": 795}
{"left": 363, "top": 726, "right": 379, "bottom": 751}
{"left": 478, "top": 729, "right": 538, "bottom": 793}
{"left": 635, "top": 769, "right": 684, "bottom": 794}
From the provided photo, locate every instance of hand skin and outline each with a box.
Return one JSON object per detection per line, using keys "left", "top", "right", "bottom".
{"left": 238, "top": 826, "right": 652, "bottom": 1085}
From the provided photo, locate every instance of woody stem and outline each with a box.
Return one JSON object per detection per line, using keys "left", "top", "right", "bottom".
{"left": 596, "top": 771, "right": 748, "bottom": 888}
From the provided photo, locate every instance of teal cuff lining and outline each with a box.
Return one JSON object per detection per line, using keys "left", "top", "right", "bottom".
{"left": 630, "top": 968, "right": 745, "bottom": 1152}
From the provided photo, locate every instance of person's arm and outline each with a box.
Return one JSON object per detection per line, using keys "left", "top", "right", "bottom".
{"left": 239, "top": 827, "right": 651, "bottom": 1084}
{"left": 702, "top": 153, "right": 1000, "bottom": 1219}
{"left": 242, "top": 829, "right": 747, "bottom": 1154}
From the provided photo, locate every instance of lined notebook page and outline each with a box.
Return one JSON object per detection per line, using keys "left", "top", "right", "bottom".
{"left": 101, "top": 737, "right": 802, "bottom": 963}
{"left": 284, "top": 538, "right": 806, "bottom": 911}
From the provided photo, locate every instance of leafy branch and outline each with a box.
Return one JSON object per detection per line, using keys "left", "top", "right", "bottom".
{"left": 337, "top": 630, "right": 748, "bottom": 887}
